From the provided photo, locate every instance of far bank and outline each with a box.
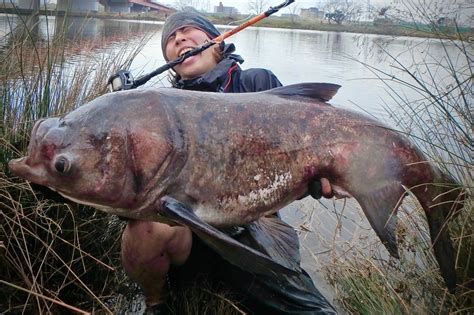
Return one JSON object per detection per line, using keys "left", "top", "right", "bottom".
{"left": 0, "top": 7, "right": 472, "bottom": 41}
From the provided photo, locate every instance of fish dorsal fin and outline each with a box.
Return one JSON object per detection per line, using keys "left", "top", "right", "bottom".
{"left": 267, "top": 83, "right": 341, "bottom": 102}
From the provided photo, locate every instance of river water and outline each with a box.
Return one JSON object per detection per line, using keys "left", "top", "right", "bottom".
{"left": 1, "top": 14, "right": 470, "bottom": 312}
{"left": 2, "top": 15, "right": 467, "bottom": 119}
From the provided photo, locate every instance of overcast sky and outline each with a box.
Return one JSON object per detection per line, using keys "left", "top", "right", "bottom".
{"left": 210, "top": 0, "right": 338, "bottom": 14}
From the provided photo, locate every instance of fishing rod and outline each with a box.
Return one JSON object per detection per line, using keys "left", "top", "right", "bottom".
{"left": 107, "top": 0, "right": 295, "bottom": 92}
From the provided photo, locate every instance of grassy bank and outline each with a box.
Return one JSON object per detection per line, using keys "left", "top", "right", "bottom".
{"left": 213, "top": 15, "right": 473, "bottom": 41}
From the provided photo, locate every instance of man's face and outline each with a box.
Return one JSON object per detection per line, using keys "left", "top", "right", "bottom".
{"left": 165, "top": 26, "right": 218, "bottom": 80}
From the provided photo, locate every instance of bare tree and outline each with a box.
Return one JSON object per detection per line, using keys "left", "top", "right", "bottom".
{"left": 324, "top": 0, "right": 363, "bottom": 24}
{"left": 285, "top": 3, "right": 299, "bottom": 24}
{"left": 200, "top": 0, "right": 211, "bottom": 12}
{"left": 174, "top": 0, "right": 211, "bottom": 12}
{"left": 378, "top": 6, "right": 390, "bottom": 16}
{"left": 383, "top": 0, "right": 472, "bottom": 27}
{"left": 248, "top": 0, "right": 269, "bottom": 15}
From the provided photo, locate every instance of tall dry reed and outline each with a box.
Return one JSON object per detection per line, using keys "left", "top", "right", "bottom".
{"left": 323, "top": 1, "right": 472, "bottom": 312}
{"left": 0, "top": 12, "right": 156, "bottom": 313}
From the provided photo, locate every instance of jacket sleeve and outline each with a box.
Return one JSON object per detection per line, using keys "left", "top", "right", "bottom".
{"left": 239, "top": 68, "right": 282, "bottom": 92}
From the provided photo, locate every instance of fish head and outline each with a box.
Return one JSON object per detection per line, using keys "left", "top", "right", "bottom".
{"left": 9, "top": 114, "right": 138, "bottom": 212}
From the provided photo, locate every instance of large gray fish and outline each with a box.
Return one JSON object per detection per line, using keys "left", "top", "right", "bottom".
{"left": 8, "top": 83, "right": 464, "bottom": 290}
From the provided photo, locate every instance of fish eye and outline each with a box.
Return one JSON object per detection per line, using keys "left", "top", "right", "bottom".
{"left": 53, "top": 155, "right": 71, "bottom": 174}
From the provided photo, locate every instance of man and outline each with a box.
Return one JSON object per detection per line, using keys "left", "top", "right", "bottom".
{"left": 121, "top": 11, "right": 336, "bottom": 314}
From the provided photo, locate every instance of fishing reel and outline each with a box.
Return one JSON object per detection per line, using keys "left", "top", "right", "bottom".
{"left": 107, "top": 70, "right": 135, "bottom": 92}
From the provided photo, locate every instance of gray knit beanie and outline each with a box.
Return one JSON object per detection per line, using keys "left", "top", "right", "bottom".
{"left": 161, "top": 11, "right": 221, "bottom": 61}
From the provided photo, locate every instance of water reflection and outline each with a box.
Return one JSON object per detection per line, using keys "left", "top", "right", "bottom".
{"left": 0, "top": 14, "right": 162, "bottom": 47}
{"left": 2, "top": 15, "right": 464, "bottom": 113}
{"left": 54, "top": 16, "right": 104, "bottom": 39}
{"left": 2, "top": 15, "right": 467, "bottom": 151}
{"left": 0, "top": 14, "right": 41, "bottom": 48}
{"left": 0, "top": 14, "right": 164, "bottom": 120}
{"left": 1, "top": 15, "right": 467, "bottom": 121}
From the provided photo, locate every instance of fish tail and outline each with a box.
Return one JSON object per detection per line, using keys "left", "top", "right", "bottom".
{"left": 409, "top": 167, "right": 466, "bottom": 291}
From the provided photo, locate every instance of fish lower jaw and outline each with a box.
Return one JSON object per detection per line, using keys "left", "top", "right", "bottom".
{"left": 56, "top": 190, "right": 124, "bottom": 215}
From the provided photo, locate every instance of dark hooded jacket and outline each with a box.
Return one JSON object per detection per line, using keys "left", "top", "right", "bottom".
{"left": 161, "top": 11, "right": 281, "bottom": 94}
{"left": 173, "top": 52, "right": 282, "bottom": 93}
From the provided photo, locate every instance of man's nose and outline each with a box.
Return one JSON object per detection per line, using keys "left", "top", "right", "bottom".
{"left": 174, "top": 30, "right": 187, "bottom": 44}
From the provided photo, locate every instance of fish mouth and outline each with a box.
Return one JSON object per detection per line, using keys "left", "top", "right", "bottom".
{"left": 8, "top": 157, "right": 45, "bottom": 183}
{"left": 8, "top": 156, "right": 27, "bottom": 170}
{"left": 8, "top": 157, "right": 25, "bottom": 177}
{"left": 8, "top": 119, "right": 49, "bottom": 179}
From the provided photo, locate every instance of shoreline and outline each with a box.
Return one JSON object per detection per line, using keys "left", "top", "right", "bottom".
{"left": 0, "top": 7, "right": 472, "bottom": 41}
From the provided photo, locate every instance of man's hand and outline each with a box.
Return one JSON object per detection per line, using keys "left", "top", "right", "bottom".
{"left": 121, "top": 221, "right": 192, "bottom": 305}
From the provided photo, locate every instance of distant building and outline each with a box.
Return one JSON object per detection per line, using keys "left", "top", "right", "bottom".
{"left": 300, "top": 7, "right": 324, "bottom": 19}
{"left": 214, "top": 2, "right": 238, "bottom": 15}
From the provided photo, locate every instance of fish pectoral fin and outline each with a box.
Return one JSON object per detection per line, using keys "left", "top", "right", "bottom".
{"left": 243, "top": 216, "right": 302, "bottom": 272}
{"left": 158, "top": 196, "right": 298, "bottom": 277}
{"left": 352, "top": 182, "right": 406, "bottom": 258}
